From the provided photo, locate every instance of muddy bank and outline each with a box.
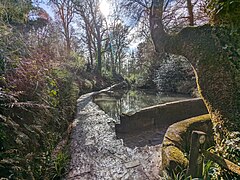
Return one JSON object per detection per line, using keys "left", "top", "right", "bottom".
{"left": 66, "top": 91, "right": 163, "bottom": 179}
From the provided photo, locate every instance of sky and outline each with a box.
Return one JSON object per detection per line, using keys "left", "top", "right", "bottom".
{"left": 35, "top": 0, "right": 141, "bottom": 51}
{"left": 34, "top": 0, "right": 55, "bottom": 19}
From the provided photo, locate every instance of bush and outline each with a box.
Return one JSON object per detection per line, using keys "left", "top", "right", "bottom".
{"left": 0, "top": 48, "right": 79, "bottom": 179}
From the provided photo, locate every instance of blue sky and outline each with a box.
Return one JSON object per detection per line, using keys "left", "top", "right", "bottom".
{"left": 34, "top": 0, "right": 55, "bottom": 19}
{"left": 34, "top": 0, "right": 140, "bottom": 51}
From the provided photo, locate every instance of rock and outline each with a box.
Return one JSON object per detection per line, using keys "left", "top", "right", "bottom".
{"left": 124, "top": 160, "right": 140, "bottom": 169}
{"left": 85, "top": 139, "right": 95, "bottom": 146}
{"left": 161, "top": 114, "right": 213, "bottom": 173}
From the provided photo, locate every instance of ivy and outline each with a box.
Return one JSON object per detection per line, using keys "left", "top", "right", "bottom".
{"left": 207, "top": 0, "right": 240, "bottom": 27}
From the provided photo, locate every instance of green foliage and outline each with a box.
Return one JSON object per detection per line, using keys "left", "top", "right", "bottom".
{"left": 0, "top": 0, "right": 32, "bottom": 24}
{"left": 168, "top": 149, "right": 240, "bottom": 180}
{"left": 0, "top": 124, "right": 6, "bottom": 149}
{"left": 52, "top": 151, "right": 69, "bottom": 179}
{"left": 222, "top": 132, "right": 240, "bottom": 163}
{"left": 170, "top": 165, "right": 192, "bottom": 180}
{"left": 211, "top": 27, "right": 240, "bottom": 178}
{"left": 207, "top": 0, "right": 240, "bottom": 27}
{"left": 0, "top": 24, "right": 29, "bottom": 74}
{"left": 125, "top": 73, "right": 137, "bottom": 85}
{"left": 84, "top": 79, "right": 93, "bottom": 90}
{"left": 47, "top": 78, "right": 59, "bottom": 107}
{"left": 202, "top": 159, "right": 221, "bottom": 180}
{"left": 69, "top": 52, "right": 85, "bottom": 71}
{"left": 0, "top": 47, "right": 80, "bottom": 179}
{"left": 102, "top": 69, "right": 113, "bottom": 81}
{"left": 52, "top": 67, "right": 79, "bottom": 119}
{"left": 213, "top": 131, "right": 240, "bottom": 179}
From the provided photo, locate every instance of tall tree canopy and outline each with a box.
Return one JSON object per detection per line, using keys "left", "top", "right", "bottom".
{"left": 51, "top": 0, "right": 75, "bottom": 53}
{"left": 150, "top": 0, "right": 240, "bottom": 167}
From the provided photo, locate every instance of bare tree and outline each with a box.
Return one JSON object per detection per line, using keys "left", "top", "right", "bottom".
{"left": 74, "top": 0, "right": 131, "bottom": 76}
{"left": 74, "top": 0, "right": 106, "bottom": 74}
{"left": 121, "top": 0, "right": 208, "bottom": 34}
{"left": 109, "top": 19, "right": 131, "bottom": 74}
{"left": 51, "top": 0, "right": 75, "bottom": 53}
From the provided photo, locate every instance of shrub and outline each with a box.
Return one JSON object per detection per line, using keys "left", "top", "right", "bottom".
{"left": 0, "top": 48, "right": 79, "bottom": 179}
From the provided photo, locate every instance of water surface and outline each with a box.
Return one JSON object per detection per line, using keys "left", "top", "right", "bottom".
{"left": 94, "top": 89, "right": 191, "bottom": 148}
{"left": 94, "top": 89, "right": 190, "bottom": 121}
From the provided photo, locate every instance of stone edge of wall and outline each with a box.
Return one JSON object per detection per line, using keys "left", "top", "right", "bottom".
{"left": 160, "top": 114, "right": 213, "bottom": 173}
{"left": 76, "top": 82, "right": 127, "bottom": 111}
{"left": 116, "top": 98, "right": 208, "bottom": 133}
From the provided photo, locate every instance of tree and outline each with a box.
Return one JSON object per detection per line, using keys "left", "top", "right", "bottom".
{"left": 75, "top": 4, "right": 95, "bottom": 68}
{"left": 111, "top": 21, "right": 130, "bottom": 74}
{"left": 0, "top": 0, "right": 34, "bottom": 74}
{"left": 51, "top": 0, "right": 75, "bottom": 53}
{"left": 27, "top": 8, "right": 52, "bottom": 47}
{"left": 103, "top": 2, "right": 132, "bottom": 76}
{"left": 74, "top": 0, "right": 105, "bottom": 74}
{"left": 121, "top": 0, "right": 208, "bottom": 36}
{"left": 121, "top": 0, "right": 206, "bottom": 90}
{"left": 74, "top": 0, "right": 130, "bottom": 76}
{"left": 150, "top": 0, "right": 240, "bottom": 162}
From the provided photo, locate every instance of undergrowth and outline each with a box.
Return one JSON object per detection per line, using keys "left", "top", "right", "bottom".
{"left": 0, "top": 26, "right": 111, "bottom": 179}
{"left": 168, "top": 152, "right": 240, "bottom": 180}
{"left": 0, "top": 50, "right": 79, "bottom": 179}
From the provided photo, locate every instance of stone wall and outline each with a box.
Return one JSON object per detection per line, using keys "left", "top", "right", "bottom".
{"left": 160, "top": 114, "right": 213, "bottom": 172}
{"left": 115, "top": 98, "right": 208, "bottom": 133}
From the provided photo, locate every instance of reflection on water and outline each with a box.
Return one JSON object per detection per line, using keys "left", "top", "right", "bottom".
{"left": 94, "top": 89, "right": 190, "bottom": 121}
{"left": 94, "top": 89, "right": 190, "bottom": 148}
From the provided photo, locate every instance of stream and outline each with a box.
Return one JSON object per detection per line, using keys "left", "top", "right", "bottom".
{"left": 94, "top": 89, "right": 190, "bottom": 120}
{"left": 94, "top": 89, "right": 190, "bottom": 148}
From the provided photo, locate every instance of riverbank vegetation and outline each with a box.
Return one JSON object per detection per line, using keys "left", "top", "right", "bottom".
{"left": 1, "top": 0, "right": 239, "bottom": 179}
{"left": 0, "top": 0, "right": 113, "bottom": 178}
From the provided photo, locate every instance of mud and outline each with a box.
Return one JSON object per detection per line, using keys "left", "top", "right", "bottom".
{"left": 116, "top": 127, "right": 168, "bottom": 148}
{"left": 66, "top": 92, "right": 164, "bottom": 180}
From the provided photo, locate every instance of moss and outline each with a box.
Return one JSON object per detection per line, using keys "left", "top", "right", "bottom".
{"left": 152, "top": 4, "right": 240, "bottom": 176}
{"left": 162, "top": 114, "right": 212, "bottom": 172}
{"left": 163, "top": 114, "right": 211, "bottom": 148}
{"left": 171, "top": 25, "right": 240, "bottom": 162}
{"left": 162, "top": 146, "right": 189, "bottom": 169}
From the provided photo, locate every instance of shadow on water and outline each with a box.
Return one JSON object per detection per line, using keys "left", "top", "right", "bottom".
{"left": 93, "top": 89, "right": 190, "bottom": 148}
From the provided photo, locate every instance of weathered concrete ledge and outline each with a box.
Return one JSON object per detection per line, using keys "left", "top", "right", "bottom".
{"left": 115, "top": 98, "right": 208, "bottom": 133}
{"left": 76, "top": 82, "right": 128, "bottom": 111}
{"left": 160, "top": 114, "right": 213, "bottom": 172}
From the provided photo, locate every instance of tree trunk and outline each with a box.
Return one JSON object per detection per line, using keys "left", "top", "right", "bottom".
{"left": 97, "top": 40, "right": 102, "bottom": 74}
{"left": 64, "top": 27, "right": 71, "bottom": 54}
{"left": 110, "top": 47, "right": 116, "bottom": 76}
{"left": 96, "top": 26, "right": 102, "bottom": 75}
{"left": 86, "top": 27, "right": 94, "bottom": 67}
{"left": 187, "top": 0, "right": 194, "bottom": 26}
{"left": 150, "top": 0, "right": 240, "bottom": 150}
{"left": 66, "top": 37, "right": 71, "bottom": 54}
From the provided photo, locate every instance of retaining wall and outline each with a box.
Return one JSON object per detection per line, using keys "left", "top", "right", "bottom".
{"left": 160, "top": 114, "right": 213, "bottom": 173}
{"left": 115, "top": 98, "right": 208, "bottom": 133}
